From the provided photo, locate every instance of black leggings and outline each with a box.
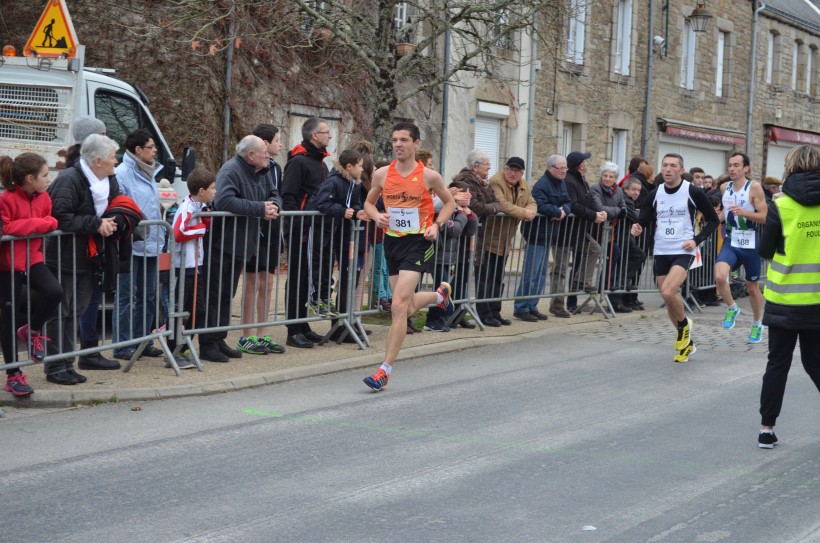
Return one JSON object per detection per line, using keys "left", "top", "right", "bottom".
{"left": 0, "top": 264, "right": 63, "bottom": 374}
{"left": 760, "top": 326, "right": 820, "bottom": 427}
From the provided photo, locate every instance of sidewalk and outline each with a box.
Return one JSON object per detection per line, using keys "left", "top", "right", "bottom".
{"left": 3, "top": 292, "right": 740, "bottom": 409}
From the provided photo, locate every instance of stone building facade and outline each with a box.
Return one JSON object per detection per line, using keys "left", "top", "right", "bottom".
{"left": 752, "top": 0, "right": 820, "bottom": 181}
{"left": 530, "top": 0, "right": 820, "bottom": 182}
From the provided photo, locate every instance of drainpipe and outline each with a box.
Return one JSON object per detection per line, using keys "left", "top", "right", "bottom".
{"left": 747, "top": 0, "right": 766, "bottom": 157}
{"left": 641, "top": 0, "right": 656, "bottom": 158}
{"left": 439, "top": 8, "right": 452, "bottom": 178}
{"left": 526, "top": 21, "right": 538, "bottom": 180}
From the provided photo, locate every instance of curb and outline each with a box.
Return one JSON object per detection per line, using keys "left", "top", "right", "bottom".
{"left": 1, "top": 309, "right": 660, "bottom": 409}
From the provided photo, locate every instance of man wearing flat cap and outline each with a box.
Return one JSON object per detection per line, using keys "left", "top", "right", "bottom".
{"left": 561, "top": 151, "right": 604, "bottom": 311}
{"left": 476, "top": 157, "right": 536, "bottom": 327}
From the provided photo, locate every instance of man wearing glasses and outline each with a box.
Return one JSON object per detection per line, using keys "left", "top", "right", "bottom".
{"left": 281, "top": 117, "right": 332, "bottom": 348}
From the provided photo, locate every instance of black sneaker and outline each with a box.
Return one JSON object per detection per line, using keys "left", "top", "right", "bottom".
{"left": 758, "top": 431, "right": 778, "bottom": 449}
{"left": 200, "top": 347, "right": 229, "bottom": 362}
{"left": 513, "top": 312, "right": 538, "bottom": 322}
{"left": 113, "top": 347, "right": 137, "bottom": 361}
{"left": 142, "top": 345, "right": 164, "bottom": 357}
{"left": 217, "top": 340, "right": 242, "bottom": 359}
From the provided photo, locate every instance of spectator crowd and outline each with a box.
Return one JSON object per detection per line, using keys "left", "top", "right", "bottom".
{"left": 0, "top": 114, "right": 798, "bottom": 399}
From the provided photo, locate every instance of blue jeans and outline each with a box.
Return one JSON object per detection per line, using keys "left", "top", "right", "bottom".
{"left": 373, "top": 243, "right": 392, "bottom": 301}
{"left": 514, "top": 241, "right": 549, "bottom": 314}
{"left": 114, "top": 255, "right": 158, "bottom": 356}
{"left": 79, "top": 286, "right": 103, "bottom": 344}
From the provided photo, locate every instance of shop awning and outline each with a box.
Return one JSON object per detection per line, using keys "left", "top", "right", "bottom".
{"left": 767, "top": 126, "right": 820, "bottom": 146}
{"left": 657, "top": 118, "right": 746, "bottom": 146}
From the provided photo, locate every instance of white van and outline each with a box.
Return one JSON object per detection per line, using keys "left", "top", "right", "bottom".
{"left": 0, "top": 45, "right": 192, "bottom": 199}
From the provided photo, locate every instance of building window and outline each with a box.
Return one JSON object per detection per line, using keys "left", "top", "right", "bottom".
{"left": 492, "top": 9, "right": 511, "bottom": 49}
{"left": 792, "top": 40, "right": 803, "bottom": 91}
{"left": 613, "top": 0, "right": 632, "bottom": 75}
{"left": 766, "top": 31, "right": 781, "bottom": 85}
{"left": 715, "top": 31, "right": 730, "bottom": 97}
{"left": 611, "top": 130, "right": 628, "bottom": 175}
{"left": 474, "top": 116, "right": 501, "bottom": 178}
{"left": 680, "top": 20, "right": 696, "bottom": 90}
{"left": 562, "top": 122, "right": 581, "bottom": 157}
{"left": 566, "top": 0, "right": 586, "bottom": 65}
{"left": 810, "top": 46, "right": 819, "bottom": 96}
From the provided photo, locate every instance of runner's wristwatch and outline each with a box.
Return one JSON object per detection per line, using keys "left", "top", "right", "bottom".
{"left": 435, "top": 220, "right": 445, "bottom": 229}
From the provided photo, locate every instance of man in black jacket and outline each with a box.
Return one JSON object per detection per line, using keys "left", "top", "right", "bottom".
{"left": 199, "top": 135, "right": 281, "bottom": 362}
{"left": 564, "top": 151, "right": 605, "bottom": 309}
{"left": 281, "top": 117, "right": 331, "bottom": 348}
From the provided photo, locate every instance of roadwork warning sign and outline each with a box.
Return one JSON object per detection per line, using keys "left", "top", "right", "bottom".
{"left": 24, "top": 0, "right": 79, "bottom": 58}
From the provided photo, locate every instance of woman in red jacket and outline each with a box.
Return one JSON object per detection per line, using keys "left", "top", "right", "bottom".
{"left": 0, "top": 153, "right": 63, "bottom": 396}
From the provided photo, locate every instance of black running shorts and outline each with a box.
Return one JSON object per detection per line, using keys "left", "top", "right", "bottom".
{"left": 383, "top": 234, "right": 434, "bottom": 275}
{"left": 654, "top": 253, "right": 696, "bottom": 277}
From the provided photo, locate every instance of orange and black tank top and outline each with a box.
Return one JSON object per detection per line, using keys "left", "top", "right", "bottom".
{"left": 383, "top": 160, "right": 434, "bottom": 237}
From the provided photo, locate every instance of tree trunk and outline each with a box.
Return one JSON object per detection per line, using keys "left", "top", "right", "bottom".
{"left": 372, "top": 71, "right": 399, "bottom": 162}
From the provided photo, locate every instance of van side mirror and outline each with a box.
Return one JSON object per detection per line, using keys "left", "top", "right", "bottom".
{"left": 181, "top": 147, "right": 197, "bottom": 181}
{"left": 163, "top": 159, "right": 177, "bottom": 182}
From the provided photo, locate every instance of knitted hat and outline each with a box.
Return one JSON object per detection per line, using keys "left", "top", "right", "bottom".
{"left": 72, "top": 116, "right": 106, "bottom": 144}
{"left": 157, "top": 179, "right": 178, "bottom": 209}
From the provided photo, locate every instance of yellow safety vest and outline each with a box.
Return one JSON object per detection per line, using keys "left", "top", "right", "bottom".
{"left": 764, "top": 194, "right": 820, "bottom": 305}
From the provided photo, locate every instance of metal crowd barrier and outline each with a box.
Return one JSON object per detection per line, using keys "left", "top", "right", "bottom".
{"left": 0, "top": 221, "right": 181, "bottom": 375}
{"left": 7, "top": 205, "right": 750, "bottom": 378}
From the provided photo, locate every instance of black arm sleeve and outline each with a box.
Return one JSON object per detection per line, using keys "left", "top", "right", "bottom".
{"left": 758, "top": 202, "right": 782, "bottom": 260}
{"left": 690, "top": 185, "right": 720, "bottom": 245}
{"left": 637, "top": 188, "right": 657, "bottom": 228}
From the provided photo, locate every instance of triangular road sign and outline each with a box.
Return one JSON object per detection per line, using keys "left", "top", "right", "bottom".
{"left": 24, "top": 0, "right": 80, "bottom": 58}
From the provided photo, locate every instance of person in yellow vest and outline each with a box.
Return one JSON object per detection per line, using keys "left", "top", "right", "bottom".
{"left": 362, "top": 122, "right": 456, "bottom": 391}
{"left": 757, "top": 145, "right": 820, "bottom": 449}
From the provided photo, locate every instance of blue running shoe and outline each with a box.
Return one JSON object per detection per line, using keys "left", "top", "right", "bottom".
{"left": 747, "top": 323, "right": 764, "bottom": 344}
{"left": 722, "top": 305, "right": 741, "bottom": 329}
{"left": 363, "top": 368, "right": 389, "bottom": 391}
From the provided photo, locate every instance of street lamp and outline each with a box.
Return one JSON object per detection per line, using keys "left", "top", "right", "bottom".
{"left": 688, "top": 1, "right": 712, "bottom": 33}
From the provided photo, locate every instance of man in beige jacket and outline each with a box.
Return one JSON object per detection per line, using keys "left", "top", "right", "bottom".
{"left": 476, "top": 157, "right": 537, "bottom": 326}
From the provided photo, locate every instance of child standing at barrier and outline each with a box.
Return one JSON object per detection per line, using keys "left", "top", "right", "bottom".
{"left": 169, "top": 168, "right": 216, "bottom": 368}
{"left": 310, "top": 149, "right": 370, "bottom": 343}
{"left": 0, "top": 153, "right": 64, "bottom": 396}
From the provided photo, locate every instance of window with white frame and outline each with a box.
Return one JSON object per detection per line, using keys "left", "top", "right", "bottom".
{"left": 792, "top": 40, "right": 803, "bottom": 90}
{"left": 562, "top": 122, "right": 581, "bottom": 157}
{"left": 394, "top": 2, "right": 412, "bottom": 42}
{"left": 680, "top": 20, "right": 696, "bottom": 90}
{"left": 613, "top": 0, "right": 632, "bottom": 75}
{"left": 716, "top": 31, "right": 729, "bottom": 97}
{"left": 611, "top": 130, "right": 628, "bottom": 175}
{"left": 766, "top": 31, "right": 781, "bottom": 85}
{"left": 492, "top": 9, "right": 511, "bottom": 49}
{"left": 308, "top": 0, "right": 326, "bottom": 11}
{"left": 302, "top": 0, "right": 327, "bottom": 33}
{"left": 566, "top": 0, "right": 586, "bottom": 65}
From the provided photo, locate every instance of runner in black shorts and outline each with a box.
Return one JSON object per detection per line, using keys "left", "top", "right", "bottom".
{"left": 632, "top": 153, "right": 718, "bottom": 362}
{"left": 361, "top": 122, "right": 455, "bottom": 391}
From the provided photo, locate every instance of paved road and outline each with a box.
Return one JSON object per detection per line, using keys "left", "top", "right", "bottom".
{"left": 2, "top": 308, "right": 819, "bottom": 543}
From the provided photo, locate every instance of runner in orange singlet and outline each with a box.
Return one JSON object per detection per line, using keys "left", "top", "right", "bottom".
{"left": 362, "top": 122, "right": 455, "bottom": 391}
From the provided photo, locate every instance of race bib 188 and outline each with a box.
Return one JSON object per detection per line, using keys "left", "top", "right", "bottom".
{"left": 731, "top": 228, "right": 756, "bottom": 249}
